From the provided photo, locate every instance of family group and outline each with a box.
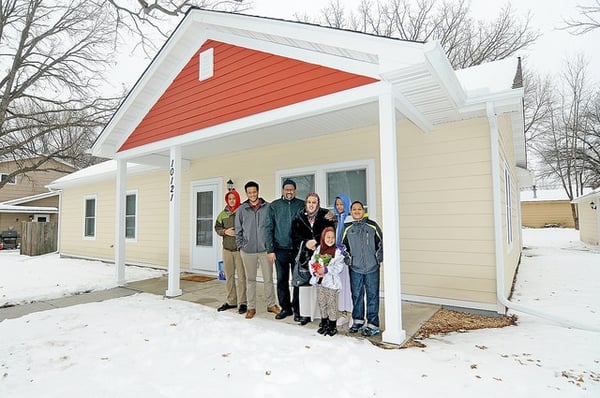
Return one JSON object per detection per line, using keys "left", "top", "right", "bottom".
{"left": 213, "top": 179, "right": 384, "bottom": 337}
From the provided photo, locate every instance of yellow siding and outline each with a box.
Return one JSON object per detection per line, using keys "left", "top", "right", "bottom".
{"left": 397, "top": 117, "right": 497, "bottom": 304}
{"left": 0, "top": 158, "right": 75, "bottom": 202}
{"left": 521, "top": 201, "right": 576, "bottom": 228}
{"left": 57, "top": 113, "right": 523, "bottom": 310}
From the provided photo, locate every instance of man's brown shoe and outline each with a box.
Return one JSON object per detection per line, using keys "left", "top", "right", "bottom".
{"left": 245, "top": 309, "right": 256, "bottom": 319}
{"left": 267, "top": 305, "right": 281, "bottom": 315}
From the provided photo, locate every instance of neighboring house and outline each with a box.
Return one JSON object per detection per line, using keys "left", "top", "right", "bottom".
{"left": 0, "top": 157, "right": 74, "bottom": 246}
{"left": 572, "top": 188, "right": 600, "bottom": 246}
{"left": 520, "top": 188, "right": 580, "bottom": 228}
{"left": 47, "top": 9, "right": 527, "bottom": 344}
{"left": 0, "top": 157, "right": 75, "bottom": 202}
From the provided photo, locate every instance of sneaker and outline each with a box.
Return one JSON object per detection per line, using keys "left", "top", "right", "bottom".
{"left": 238, "top": 304, "right": 247, "bottom": 314}
{"left": 348, "top": 323, "right": 364, "bottom": 334}
{"left": 361, "top": 326, "right": 381, "bottom": 337}
{"left": 217, "top": 303, "right": 237, "bottom": 312}
{"left": 336, "top": 316, "right": 348, "bottom": 326}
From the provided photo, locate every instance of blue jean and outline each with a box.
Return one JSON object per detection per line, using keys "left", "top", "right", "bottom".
{"left": 274, "top": 248, "right": 299, "bottom": 314}
{"left": 349, "top": 268, "right": 380, "bottom": 327}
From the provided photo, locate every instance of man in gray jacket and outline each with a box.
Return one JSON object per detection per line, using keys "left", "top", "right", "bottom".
{"left": 235, "top": 181, "right": 281, "bottom": 319}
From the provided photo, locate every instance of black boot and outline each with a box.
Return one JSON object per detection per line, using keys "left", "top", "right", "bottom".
{"left": 317, "top": 318, "right": 329, "bottom": 335}
{"left": 327, "top": 319, "right": 337, "bottom": 336}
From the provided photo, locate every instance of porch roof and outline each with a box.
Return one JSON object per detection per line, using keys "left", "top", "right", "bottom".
{"left": 91, "top": 9, "right": 524, "bottom": 168}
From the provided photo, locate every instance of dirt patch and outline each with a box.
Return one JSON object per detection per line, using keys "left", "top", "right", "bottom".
{"left": 403, "top": 308, "right": 518, "bottom": 348}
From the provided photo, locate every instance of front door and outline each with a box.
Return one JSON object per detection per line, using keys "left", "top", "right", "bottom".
{"left": 191, "top": 181, "right": 220, "bottom": 273}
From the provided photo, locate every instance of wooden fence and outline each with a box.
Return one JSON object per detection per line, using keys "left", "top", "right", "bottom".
{"left": 20, "top": 221, "right": 57, "bottom": 256}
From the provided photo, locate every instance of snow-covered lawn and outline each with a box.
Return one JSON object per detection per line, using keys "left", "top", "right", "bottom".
{"left": 0, "top": 251, "right": 165, "bottom": 306}
{"left": 0, "top": 228, "right": 598, "bottom": 397}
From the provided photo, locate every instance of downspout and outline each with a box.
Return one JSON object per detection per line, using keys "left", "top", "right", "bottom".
{"left": 487, "top": 102, "right": 600, "bottom": 333}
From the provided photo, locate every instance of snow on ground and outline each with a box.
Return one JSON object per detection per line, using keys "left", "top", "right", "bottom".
{"left": 0, "top": 251, "right": 164, "bottom": 306}
{"left": 0, "top": 228, "right": 598, "bottom": 397}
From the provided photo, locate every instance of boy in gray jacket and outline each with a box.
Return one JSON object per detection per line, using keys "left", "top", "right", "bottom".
{"left": 342, "top": 201, "right": 383, "bottom": 336}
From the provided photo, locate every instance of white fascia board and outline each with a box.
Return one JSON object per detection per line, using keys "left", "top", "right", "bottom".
{"left": 423, "top": 41, "right": 466, "bottom": 108}
{"left": 391, "top": 86, "right": 433, "bottom": 133}
{"left": 116, "top": 82, "right": 383, "bottom": 159}
{"left": 207, "top": 30, "right": 381, "bottom": 78}
{"left": 191, "top": 10, "right": 424, "bottom": 61}
{"left": 92, "top": 22, "right": 208, "bottom": 158}
{"left": 115, "top": 153, "right": 190, "bottom": 171}
{"left": 459, "top": 88, "right": 524, "bottom": 114}
{"left": 0, "top": 205, "right": 58, "bottom": 213}
{"left": 1, "top": 191, "right": 58, "bottom": 205}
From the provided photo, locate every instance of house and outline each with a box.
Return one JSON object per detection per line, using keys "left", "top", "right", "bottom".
{"left": 572, "top": 188, "right": 600, "bottom": 245}
{"left": 47, "top": 9, "right": 527, "bottom": 344}
{"left": 520, "top": 188, "right": 578, "bottom": 228}
{"left": 0, "top": 157, "right": 75, "bottom": 246}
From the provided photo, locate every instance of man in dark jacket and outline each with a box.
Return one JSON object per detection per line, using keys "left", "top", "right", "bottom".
{"left": 267, "top": 179, "right": 305, "bottom": 320}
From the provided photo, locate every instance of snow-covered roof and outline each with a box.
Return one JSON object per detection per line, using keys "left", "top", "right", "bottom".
{"left": 572, "top": 187, "right": 600, "bottom": 203}
{"left": 521, "top": 188, "right": 593, "bottom": 202}
{"left": 455, "top": 57, "right": 519, "bottom": 96}
{"left": 47, "top": 160, "right": 159, "bottom": 190}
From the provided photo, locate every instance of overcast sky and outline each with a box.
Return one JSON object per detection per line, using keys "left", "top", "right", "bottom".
{"left": 249, "top": 0, "right": 600, "bottom": 82}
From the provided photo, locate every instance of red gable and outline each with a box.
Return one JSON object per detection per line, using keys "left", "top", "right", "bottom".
{"left": 119, "top": 40, "right": 378, "bottom": 151}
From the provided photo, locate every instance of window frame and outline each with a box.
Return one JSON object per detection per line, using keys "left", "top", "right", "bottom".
{"left": 83, "top": 195, "right": 97, "bottom": 240}
{"left": 125, "top": 190, "right": 138, "bottom": 242}
{"left": 0, "top": 173, "right": 16, "bottom": 185}
{"left": 276, "top": 159, "right": 377, "bottom": 220}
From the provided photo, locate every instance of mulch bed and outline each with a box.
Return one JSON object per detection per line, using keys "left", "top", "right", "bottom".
{"left": 180, "top": 274, "right": 215, "bottom": 283}
{"left": 402, "top": 308, "right": 518, "bottom": 348}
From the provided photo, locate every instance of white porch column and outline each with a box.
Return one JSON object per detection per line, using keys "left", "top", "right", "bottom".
{"left": 166, "top": 146, "right": 183, "bottom": 297}
{"left": 379, "top": 84, "right": 407, "bottom": 345}
{"left": 115, "top": 158, "right": 127, "bottom": 285}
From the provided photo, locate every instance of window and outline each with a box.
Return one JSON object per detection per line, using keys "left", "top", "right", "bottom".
{"left": 280, "top": 174, "right": 315, "bottom": 201}
{"left": 84, "top": 197, "right": 96, "bottom": 238}
{"left": 278, "top": 159, "right": 376, "bottom": 219}
{"left": 504, "top": 164, "right": 513, "bottom": 246}
{"left": 1, "top": 173, "right": 16, "bottom": 185}
{"left": 196, "top": 191, "right": 213, "bottom": 246}
{"left": 125, "top": 193, "right": 137, "bottom": 239}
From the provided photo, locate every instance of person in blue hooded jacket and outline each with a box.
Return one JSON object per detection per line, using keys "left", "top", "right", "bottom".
{"left": 333, "top": 194, "right": 353, "bottom": 325}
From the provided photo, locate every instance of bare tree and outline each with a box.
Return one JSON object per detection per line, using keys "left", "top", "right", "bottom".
{"left": 297, "top": 0, "right": 540, "bottom": 69}
{"left": 0, "top": 0, "right": 124, "bottom": 189}
{"left": 98, "top": 0, "right": 250, "bottom": 58}
{"left": 562, "top": 0, "right": 600, "bottom": 35}
{"left": 0, "top": 0, "right": 250, "bottom": 190}
{"left": 527, "top": 55, "right": 596, "bottom": 228}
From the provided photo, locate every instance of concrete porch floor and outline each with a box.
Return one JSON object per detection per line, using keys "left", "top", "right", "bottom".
{"left": 127, "top": 275, "right": 440, "bottom": 345}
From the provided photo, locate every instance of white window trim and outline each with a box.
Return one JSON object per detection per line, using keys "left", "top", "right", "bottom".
{"left": 83, "top": 195, "right": 97, "bottom": 240}
{"left": 276, "top": 159, "right": 377, "bottom": 221}
{"left": 1, "top": 173, "right": 17, "bottom": 185}
{"left": 125, "top": 190, "right": 138, "bottom": 242}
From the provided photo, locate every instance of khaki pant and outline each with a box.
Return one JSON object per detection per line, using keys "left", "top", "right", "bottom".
{"left": 240, "top": 251, "right": 276, "bottom": 309}
{"left": 223, "top": 249, "right": 246, "bottom": 306}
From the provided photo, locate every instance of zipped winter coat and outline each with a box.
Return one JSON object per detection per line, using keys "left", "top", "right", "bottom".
{"left": 268, "top": 196, "right": 305, "bottom": 251}
{"left": 235, "top": 199, "right": 272, "bottom": 253}
{"left": 291, "top": 208, "right": 335, "bottom": 269}
{"left": 214, "top": 207, "right": 238, "bottom": 251}
{"left": 342, "top": 218, "right": 383, "bottom": 274}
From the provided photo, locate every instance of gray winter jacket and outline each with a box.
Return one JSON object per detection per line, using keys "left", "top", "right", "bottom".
{"left": 235, "top": 199, "right": 272, "bottom": 253}
{"left": 342, "top": 218, "right": 383, "bottom": 274}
